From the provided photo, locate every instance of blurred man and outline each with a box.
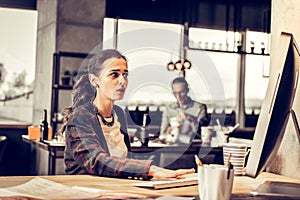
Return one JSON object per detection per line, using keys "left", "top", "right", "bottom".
{"left": 159, "top": 77, "right": 210, "bottom": 144}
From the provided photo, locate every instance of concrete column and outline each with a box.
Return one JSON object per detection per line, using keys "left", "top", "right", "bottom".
{"left": 33, "top": 0, "right": 105, "bottom": 126}
{"left": 235, "top": 31, "right": 247, "bottom": 128}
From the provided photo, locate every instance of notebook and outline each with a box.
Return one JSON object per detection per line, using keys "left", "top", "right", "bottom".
{"left": 250, "top": 181, "right": 300, "bottom": 197}
{"left": 132, "top": 177, "right": 198, "bottom": 190}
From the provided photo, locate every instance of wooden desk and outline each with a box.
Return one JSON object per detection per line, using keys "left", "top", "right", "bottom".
{"left": 0, "top": 172, "right": 299, "bottom": 199}
{"left": 22, "top": 135, "right": 223, "bottom": 175}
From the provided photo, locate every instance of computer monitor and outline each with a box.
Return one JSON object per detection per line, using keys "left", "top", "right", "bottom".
{"left": 245, "top": 32, "right": 300, "bottom": 178}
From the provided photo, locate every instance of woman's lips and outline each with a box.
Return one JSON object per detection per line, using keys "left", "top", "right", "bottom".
{"left": 116, "top": 88, "right": 126, "bottom": 93}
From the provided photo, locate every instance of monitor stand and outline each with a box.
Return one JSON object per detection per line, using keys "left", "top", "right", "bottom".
{"left": 250, "top": 109, "right": 300, "bottom": 197}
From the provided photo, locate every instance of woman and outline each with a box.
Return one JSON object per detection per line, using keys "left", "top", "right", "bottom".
{"left": 62, "top": 49, "right": 194, "bottom": 179}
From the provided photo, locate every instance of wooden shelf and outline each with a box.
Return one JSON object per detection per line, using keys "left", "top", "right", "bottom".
{"left": 51, "top": 51, "right": 89, "bottom": 134}
{"left": 188, "top": 47, "right": 270, "bottom": 56}
{"left": 53, "top": 84, "right": 73, "bottom": 90}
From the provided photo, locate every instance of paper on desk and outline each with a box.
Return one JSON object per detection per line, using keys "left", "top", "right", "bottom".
{"left": 43, "top": 139, "right": 66, "bottom": 146}
{"left": 156, "top": 196, "right": 195, "bottom": 200}
{"left": 0, "top": 177, "right": 101, "bottom": 199}
{"left": 0, "top": 189, "right": 38, "bottom": 198}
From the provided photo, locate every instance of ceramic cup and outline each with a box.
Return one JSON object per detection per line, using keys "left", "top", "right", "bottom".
{"left": 223, "top": 143, "right": 249, "bottom": 175}
{"left": 201, "top": 126, "right": 214, "bottom": 146}
{"left": 198, "top": 164, "right": 234, "bottom": 200}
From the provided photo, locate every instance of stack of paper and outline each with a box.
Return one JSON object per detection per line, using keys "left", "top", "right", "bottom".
{"left": 0, "top": 177, "right": 101, "bottom": 199}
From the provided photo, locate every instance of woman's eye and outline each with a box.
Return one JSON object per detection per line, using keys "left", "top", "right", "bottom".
{"left": 122, "top": 73, "right": 128, "bottom": 79}
{"left": 110, "top": 72, "right": 119, "bottom": 78}
{"left": 109, "top": 71, "right": 128, "bottom": 79}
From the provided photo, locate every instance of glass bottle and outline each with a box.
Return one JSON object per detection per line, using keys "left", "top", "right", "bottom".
{"left": 40, "top": 109, "right": 48, "bottom": 141}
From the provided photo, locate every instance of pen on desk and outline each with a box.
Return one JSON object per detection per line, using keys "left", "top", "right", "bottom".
{"left": 194, "top": 155, "right": 203, "bottom": 166}
{"left": 225, "top": 153, "right": 232, "bottom": 167}
{"left": 227, "top": 163, "right": 233, "bottom": 179}
{"left": 226, "top": 153, "right": 233, "bottom": 179}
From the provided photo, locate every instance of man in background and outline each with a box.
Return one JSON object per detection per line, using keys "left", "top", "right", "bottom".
{"left": 159, "top": 77, "right": 210, "bottom": 144}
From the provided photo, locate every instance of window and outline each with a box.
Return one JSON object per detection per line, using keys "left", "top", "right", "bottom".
{"left": 103, "top": 18, "right": 269, "bottom": 119}
{"left": 244, "top": 30, "right": 270, "bottom": 114}
{"left": 103, "top": 18, "right": 182, "bottom": 106}
{"left": 189, "top": 28, "right": 270, "bottom": 114}
{"left": 0, "top": 8, "right": 37, "bottom": 125}
{"left": 188, "top": 28, "right": 239, "bottom": 112}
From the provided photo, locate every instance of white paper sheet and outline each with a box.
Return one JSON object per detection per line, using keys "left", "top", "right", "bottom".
{"left": 0, "top": 177, "right": 101, "bottom": 199}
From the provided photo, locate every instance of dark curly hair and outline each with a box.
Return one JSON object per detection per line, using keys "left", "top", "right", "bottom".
{"left": 60, "top": 49, "right": 127, "bottom": 133}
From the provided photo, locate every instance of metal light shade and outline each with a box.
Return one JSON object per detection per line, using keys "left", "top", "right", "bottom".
{"left": 167, "top": 62, "right": 175, "bottom": 71}
{"left": 183, "top": 59, "right": 191, "bottom": 69}
{"left": 175, "top": 60, "right": 183, "bottom": 71}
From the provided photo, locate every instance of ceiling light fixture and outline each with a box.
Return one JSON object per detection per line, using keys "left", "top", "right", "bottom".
{"left": 167, "top": 61, "right": 175, "bottom": 71}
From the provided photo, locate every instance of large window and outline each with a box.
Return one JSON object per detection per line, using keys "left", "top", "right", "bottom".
{"left": 103, "top": 18, "right": 269, "bottom": 116}
{"left": 103, "top": 18, "right": 182, "bottom": 106}
{"left": 188, "top": 28, "right": 239, "bottom": 113}
{"left": 244, "top": 30, "right": 270, "bottom": 114}
{"left": 0, "top": 8, "right": 37, "bottom": 124}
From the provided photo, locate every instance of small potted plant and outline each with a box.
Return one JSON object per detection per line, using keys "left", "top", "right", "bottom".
{"left": 261, "top": 42, "right": 265, "bottom": 54}
{"left": 250, "top": 41, "right": 255, "bottom": 53}
{"left": 211, "top": 42, "right": 216, "bottom": 50}
{"left": 61, "top": 70, "right": 71, "bottom": 85}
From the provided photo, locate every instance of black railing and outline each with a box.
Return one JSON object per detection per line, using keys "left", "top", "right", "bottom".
{"left": 0, "top": 91, "right": 33, "bottom": 102}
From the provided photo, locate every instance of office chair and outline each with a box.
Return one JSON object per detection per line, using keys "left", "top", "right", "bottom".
{"left": 0, "top": 135, "right": 7, "bottom": 165}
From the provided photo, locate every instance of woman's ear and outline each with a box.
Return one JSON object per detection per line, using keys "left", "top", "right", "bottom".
{"left": 88, "top": 74, "right": 98, "bottom": 87}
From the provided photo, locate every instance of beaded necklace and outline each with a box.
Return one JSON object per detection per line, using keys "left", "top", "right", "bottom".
{"left": 97, "top": 111, "right": 114, "bottom": 127}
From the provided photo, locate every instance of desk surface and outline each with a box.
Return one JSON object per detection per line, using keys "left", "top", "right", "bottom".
{"left": 21, "top": 135, "right": 223, "bottom": 153}
{"left": 22, "top": 135, "right": 223, "bottom": 175}
{"left": 0, "top": 172, "right": 300, "bottom": 199}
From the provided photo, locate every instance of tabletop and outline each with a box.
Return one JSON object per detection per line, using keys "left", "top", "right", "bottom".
{"left": 1, "top": 172, "right": 300, "bottom": 199}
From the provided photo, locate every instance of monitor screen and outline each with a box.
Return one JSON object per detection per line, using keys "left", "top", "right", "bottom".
{"left": 245, "top": 32, "right": 300, "bottom": 178}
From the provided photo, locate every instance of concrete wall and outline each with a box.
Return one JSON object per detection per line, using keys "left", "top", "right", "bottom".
{"left": 33, "top": 0, "right": 58, "bottom": 125}
{"left": 267, "top": 0, "right": 300, "bottom": 179}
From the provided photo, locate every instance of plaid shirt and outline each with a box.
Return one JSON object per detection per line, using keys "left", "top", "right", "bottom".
{"left": 64, "top": 102, "right": 153, "bottom": 179}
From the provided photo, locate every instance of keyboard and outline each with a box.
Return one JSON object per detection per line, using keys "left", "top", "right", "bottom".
{"left": 132, "top": 177, "right": 198, "bottom": 189}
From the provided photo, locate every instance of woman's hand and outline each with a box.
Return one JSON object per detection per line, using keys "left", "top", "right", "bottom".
{"left": 149, "top": 165, "right": 195, "bottom": 179}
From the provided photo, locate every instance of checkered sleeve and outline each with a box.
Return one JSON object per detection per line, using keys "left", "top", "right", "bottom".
{"left": 64, "top": 104, "right": 153, "bottom": 180}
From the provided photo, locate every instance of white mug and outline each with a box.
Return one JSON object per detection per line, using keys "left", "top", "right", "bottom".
{"left": 198, "top": 164, "right": 234, "bottom": 200}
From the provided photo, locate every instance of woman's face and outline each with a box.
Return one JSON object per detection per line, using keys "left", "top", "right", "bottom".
{"left": 95, "top": 57, "right": 128, "bottom": 101}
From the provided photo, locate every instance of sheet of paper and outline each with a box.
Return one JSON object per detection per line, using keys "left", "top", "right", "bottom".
{"left": 43, "top": 140, "right": 66, "bottom": 146}
{"left": 0, "top": 189, "right": 36, "bottom": 198}
{"left": 0, "top": 177, "right": 101, "bottom": 199}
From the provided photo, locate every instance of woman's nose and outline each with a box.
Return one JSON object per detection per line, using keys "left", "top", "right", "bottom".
{"left": 119, "top": 75, "right": 126, "bottom": 85}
